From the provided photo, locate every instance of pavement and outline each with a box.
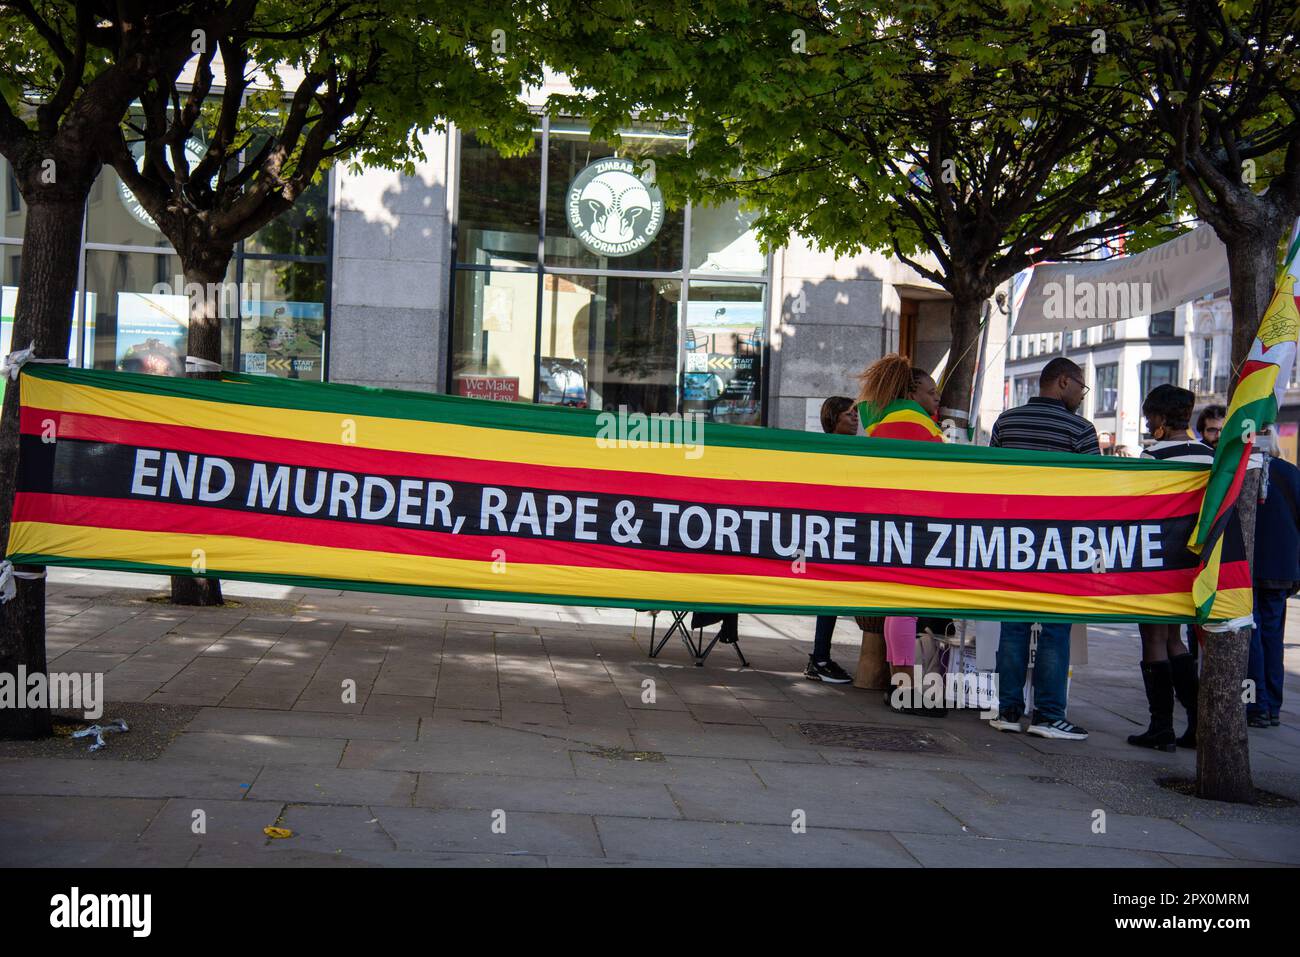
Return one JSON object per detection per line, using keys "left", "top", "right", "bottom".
{"left": 1, "top": 568, "right": 1298, "bottom": 868}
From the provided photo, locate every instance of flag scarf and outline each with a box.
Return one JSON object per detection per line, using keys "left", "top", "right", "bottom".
{"left": 6, "top": 364, "right": 1252, "bottom": 623}
{"left": 1188, "top": 222, "right": 1300, "bottom": 620}
{"left": 860, "top": 399, "right": 945, "bottom": 442}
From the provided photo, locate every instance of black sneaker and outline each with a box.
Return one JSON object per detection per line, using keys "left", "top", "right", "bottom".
{"left": 1248, "top": 712, "right": 1271, "bottom": 728}
{"left": 1270, "top": 712, "right": 1281, "bottom": 727}
{"left": 1027, "top": 717, "right": 1088, "bottom": 740}
{"left": 805, "top": 659, "right": 852, "bottom": 684}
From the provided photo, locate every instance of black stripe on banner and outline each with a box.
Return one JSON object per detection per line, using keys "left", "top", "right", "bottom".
{"left": 19, "top": 435, "right": 1203, "bottom": 573}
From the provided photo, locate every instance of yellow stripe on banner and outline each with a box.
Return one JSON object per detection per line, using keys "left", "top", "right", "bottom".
{"left": 25, "top": 377, "right": 1210, "bottom": 499}
{"left": 9, "top": 521, "right": 1197, "bottom": 620}
{"left": 1192, "top": 536, "right": 1223, "bottom": 610}
{"left": 1207, "top": 587, "right": 1255, "bottom": 622}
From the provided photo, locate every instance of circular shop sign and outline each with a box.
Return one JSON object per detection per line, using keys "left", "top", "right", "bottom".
{"left": 118, "top": 138, "right": 207, "bottom": 229}
{"left": 565, "top": 156, "right": 664, "bottom": 257}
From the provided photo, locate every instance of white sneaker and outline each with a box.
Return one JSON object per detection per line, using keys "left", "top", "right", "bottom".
{"left": 1026, "top": 718, "right": 1089, "bottom": 740}
{"left": 988, "top": 711, "right": 1023, "bottom": 733}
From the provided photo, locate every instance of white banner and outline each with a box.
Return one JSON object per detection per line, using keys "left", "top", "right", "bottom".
{"left": 1012, "top": 224, "right": 1229, "bottom": 334}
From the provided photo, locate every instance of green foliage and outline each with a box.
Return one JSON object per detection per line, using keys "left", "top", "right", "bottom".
{"left": 539, "top": 0, "right": 1173, "bottom": 300}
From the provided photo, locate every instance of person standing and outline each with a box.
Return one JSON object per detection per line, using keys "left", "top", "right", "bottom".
{"left": 803, "top": 396, "right": 859, "bottom": 683}
{"left": 856, "top": 354, "right": 947, "bottom": 715}
{"left": 987, "top": 357, "right": 1096, "bottom": 740}
{"left": 1248, "top": 429, "right": 1300, "bottom": 729}
{"left": 1196, "top": 404, "right": 1227, "bottom": 449}
{"left": 1127, "top": 385, "right": 1213, "bottom": 750}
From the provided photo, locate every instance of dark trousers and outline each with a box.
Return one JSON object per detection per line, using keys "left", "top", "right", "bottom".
{"left": 1249, "top": 588, "right": 1288, "bottom": 716}
{"left": 813, "top": 616, "right": 835, "bottom": 661}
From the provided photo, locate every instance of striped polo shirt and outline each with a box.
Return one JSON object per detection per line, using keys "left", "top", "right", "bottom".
{"left": 1141, "top": 438, "right": 1215, "bottom": 465}
{"left": 989, "top": 397, "right": 1100, "bottom": 454}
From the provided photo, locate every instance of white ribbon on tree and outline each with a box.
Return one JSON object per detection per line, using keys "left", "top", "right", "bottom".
{"left": 185, "top": 355, "right": 222, "bottom": 373}
{"left": 0, "top": 560, "right": 46, "bottom": 603}
{"left": 2, "top": 341, "right": 69, "bottom": 381}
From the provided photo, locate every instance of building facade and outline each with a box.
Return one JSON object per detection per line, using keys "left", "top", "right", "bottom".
{"left": 2, "top": 114, "right": 958, "bottom": 433}
{"left": 997, "top": 294, "right": 1300, "bottom": 463}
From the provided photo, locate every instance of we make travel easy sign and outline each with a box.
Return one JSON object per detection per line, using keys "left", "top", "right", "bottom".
{"left": 8, "top": 365, "right": 1250, "bottom": 623}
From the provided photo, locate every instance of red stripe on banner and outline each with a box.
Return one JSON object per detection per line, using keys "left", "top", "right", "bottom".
{"left": 15, "top": 492, "right": 1204, "bottom": 597}
{"left": 23, "top": 407, "right": 1206, "bottom": 522}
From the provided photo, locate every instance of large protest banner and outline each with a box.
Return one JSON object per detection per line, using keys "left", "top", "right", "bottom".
{"left": 7, "top": 364, "right": 1251, "bottom": 623}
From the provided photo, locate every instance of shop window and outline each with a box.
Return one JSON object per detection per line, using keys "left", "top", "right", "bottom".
{"left": 456, "top": 129, "right": 543, "bottom": 267}
{"left": 1094, "top": 363, "right": 1118, "bottom": 414}
{"left": 84, "top": 249, "right": 237, "bottom": 373}
{"left": 239, "top": 259, "right": 327, "bottom": 380}
{"left": 544, "top": 122, "right": 685, "bottom": 272}
{"left": 451, "top": 268, "right": 540, "bottom": 402}
{"left": 541, "top": 273, "right": 680, "bottom": 413}
{"left": 1013, "top": 376, "right": 1034, "bottom": 408}
{"left": 1150, "top": 309, "right": 1175, "bottom": 337}
{"left": 246, "top": 175, "right": 329, "bottom": 257}
{"left": 1140, "top": 359, "right": 1179, "bottom": 399}
{"left": 690, "top": 200, "right": 766, "bottom": 275}
{"left": 683, "top": 280, "right": 765, "bottom": 425}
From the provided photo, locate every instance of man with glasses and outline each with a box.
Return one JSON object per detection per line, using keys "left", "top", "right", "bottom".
{"left": 1196, "top": 404, "right": 1227, "bottom": 449}
{"left": 985, "top": 357, "right": 1099, "bottom": 740}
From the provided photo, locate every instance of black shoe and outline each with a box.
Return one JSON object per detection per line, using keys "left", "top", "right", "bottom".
{"left": 1127, "top": 725, "right": 1176, "bottom": 751}
{"left": 884, "top": 684, "right": 947, "bottom": 716}
{"left": 1270, "top": 712, "right": 1281, "bottom": 727}
{"left": 804, "top": 659, "right": 852, "bottom": 684}
{"left": 1129, "top": 660, "right": 1176, "bottom": 751}
{"left": 1248, "top": 712, "right": 1271, "bottom": 728}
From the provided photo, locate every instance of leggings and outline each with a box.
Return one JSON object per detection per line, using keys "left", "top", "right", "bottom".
{"left": 883, "top": 616, "right": 917, "bottom": 666}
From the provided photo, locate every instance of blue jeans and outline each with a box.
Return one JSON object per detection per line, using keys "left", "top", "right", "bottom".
{"left": 813, "top": 616, "right": 835, "bottom": 661}
{"left": 1248, "top": 588, "right": 1288, "bottom": 717}
{"left": 996, "top": 621, "right": 1072, "bottom": 722}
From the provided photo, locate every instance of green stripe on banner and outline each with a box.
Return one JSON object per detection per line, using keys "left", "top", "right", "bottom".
{"left": 22, "top": 364, "right": 1205, "bottom": 472}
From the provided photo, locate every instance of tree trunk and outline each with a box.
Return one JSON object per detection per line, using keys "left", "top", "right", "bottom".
{"left": 938, "top": 293, "right": 985, "bottom": 431}
{"left": 167, "top": 252, "right": 233, "bottom": 608}
{"left": 1196, "top": 223, "right": 1282, "bottom": 802}
{"left": 0, "top": 194, "right": 87, "bottom": 739}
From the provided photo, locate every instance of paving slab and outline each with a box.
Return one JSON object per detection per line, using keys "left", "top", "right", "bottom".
{"left": 0, "top": 758, "right": 258, "bottom": 801}
{"left": 244, "top": 765, "right": 417, "bottom": 807}
{"left": 1178, "top": 819, "right": 1300, "bottom": 865}
{"left": 935, "top": 796, "right": 1233, "bottom": 858}
{"left": 414, "top": 771, "right": 681, "bottom": 818}
{"left": 594, "top": 817, "right": 920, "bottom": 866}
{"left": 373, "top": 807, "right": 603, "bottom": 857}
{"left": 1, "top": 840, "right": 201, "bottom": 867}
{"left": 0, "top": 795, "right": 165, "bottom": 845}
{"left": 158, "top": 732, "right": 346, "bottom": 768}
{"left": 893, "top": 832, "right": 1176, "bottom": 868}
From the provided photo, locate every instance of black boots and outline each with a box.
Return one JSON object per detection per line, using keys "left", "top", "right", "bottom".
{"left": 1128, "top": 660, "right": 1176, "bottom": 752}
{"left": 1169, "top": 653, "right": 1198, "bottom": 749}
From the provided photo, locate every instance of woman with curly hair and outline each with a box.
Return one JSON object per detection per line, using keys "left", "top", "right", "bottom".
{"left": 856, "top": 353, "right": 946, "bottom": 716}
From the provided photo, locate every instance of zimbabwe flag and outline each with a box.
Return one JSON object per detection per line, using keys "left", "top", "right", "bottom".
{"left": 6, "top": 364, "right": 1250, "bottom": 623}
